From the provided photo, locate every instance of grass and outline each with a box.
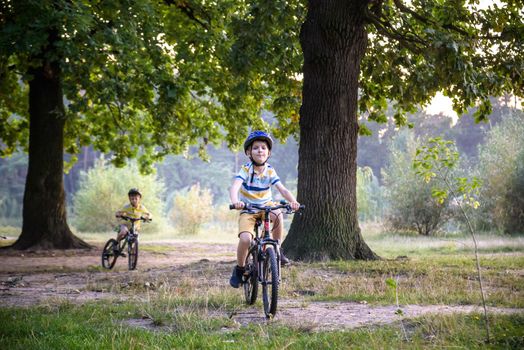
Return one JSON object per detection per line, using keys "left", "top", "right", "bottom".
{"left": 1, "top": 221, "right": 523, "bottom": 348}
{"left": 277, "top": 254, "right": 524, "bottom": 307}
{"left": 0, "top": 302, "right": 522, "bottom": 349}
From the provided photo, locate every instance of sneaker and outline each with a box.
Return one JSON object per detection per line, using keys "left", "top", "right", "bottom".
{"left": 229, "top": 265, "right": 245, "bottom": 288}
{"left": 280, "top": 250, "right": 290, "bottom": 266}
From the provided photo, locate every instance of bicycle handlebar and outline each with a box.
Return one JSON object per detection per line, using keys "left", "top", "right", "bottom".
{"left": 116, "top": 215, "right": 152, "bottom": 222}
{"left": 229, "top": 201, "right": 305, "bottom": 212}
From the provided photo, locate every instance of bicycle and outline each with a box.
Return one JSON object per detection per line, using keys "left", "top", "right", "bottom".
{"left": 101, "top": 216, "right": 150, "bottom": 270}
{"left": 229, "top": 201, "right": 304, "bottom": 318}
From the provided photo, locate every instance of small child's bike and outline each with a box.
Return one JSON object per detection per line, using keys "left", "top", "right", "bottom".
{"left": 101, "top": 216, "right": 150, "bottom": 270}
{"left": 230, "top": 201, "right": 304, "bottom": 318}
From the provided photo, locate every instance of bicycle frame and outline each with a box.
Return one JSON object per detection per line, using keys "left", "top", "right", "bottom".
{"left": 102, "top": 216, "right": 149, "bottom": 270}
{"left": 251, "top": 207, "right": 283, "bottom": 283}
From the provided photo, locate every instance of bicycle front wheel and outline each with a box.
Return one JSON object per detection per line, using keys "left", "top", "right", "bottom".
{"left": 261, "top": 246, "right": 279, "bottom": 318}
{"left": 128, "top": 238, "right": 138, "bottom": 270}
{"left": 243, "top": 247, "right": 258, "bottom": 305}
{"left": 101, "top": 239, "right": 118, "bottom": 269}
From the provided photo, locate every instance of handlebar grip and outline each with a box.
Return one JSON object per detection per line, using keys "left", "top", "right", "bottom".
{"left": 229, "top": 204, "right": 235, "bottom": 210}
{"left": 299, "top": 204, "right": 306, "bottom": 209}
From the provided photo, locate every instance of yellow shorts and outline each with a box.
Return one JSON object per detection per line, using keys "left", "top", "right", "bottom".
{"left": 238, "top": 209, "right": 282, "bottom": 237}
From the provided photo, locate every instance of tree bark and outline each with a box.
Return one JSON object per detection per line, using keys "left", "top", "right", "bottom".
{"left": 11, "top": 39, "right": 90, "bottom": 250}
{"left": 283, "top": 0, "right": 378, "bottom": 260}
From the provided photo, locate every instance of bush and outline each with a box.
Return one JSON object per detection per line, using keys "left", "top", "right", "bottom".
{"left": 170, "top": 184, "right": 213, "bottom": 235}
{"left": 213, "top": 202, "right": 238, "bottom": 231}
{"left": 502, "top": 148, "right": 524, "bottom": 234}
{"left": 383, "top": 130, "right": 450, "bottom": 235}
{"left": 475, "top": 111, "right": 524, "bottom": 233}
{"left": 72, "top": 159, "right": 167, "bottom": 233}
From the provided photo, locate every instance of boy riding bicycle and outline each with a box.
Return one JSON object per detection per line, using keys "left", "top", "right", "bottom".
{"left": 229, "top": 131, "right": 300, "bottom": 288}
{"left": 115, "top": 188, "right": 152, "bottom": 246}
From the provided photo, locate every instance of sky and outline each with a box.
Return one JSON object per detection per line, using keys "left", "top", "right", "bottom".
{"left": 425, "top": 93, "right": 458, "bottom": 120}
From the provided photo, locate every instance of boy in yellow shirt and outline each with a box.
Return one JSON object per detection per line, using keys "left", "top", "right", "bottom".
{"left": 115, "top": 188, "right": 152, "bottom": 242}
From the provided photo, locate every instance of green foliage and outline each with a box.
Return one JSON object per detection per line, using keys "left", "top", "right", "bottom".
{"left": 360, "top": 1, "right": 523, "bottom": 126}
{"left": 475, "top": 111, "right": 524, "bottom": 233}
{"left": 383, "top": 131, "right": 449, "bottom": 235}
{"left": 504, "top": 149, "right": 524, "bottom": 234}
{"left": 0, "top": 153, "right": 27, "bottom": 226}
{"left": 170, "top": 184, "right": 213, "bottom": 235}
{"left": 414, "top": 137, "right": 481, "bottom": 209}
{"left": 1, "top": 0, "right": 281, "bottom": 171}
{"left": 356, "top": 167, "right": 384, "bottom": 222}
{"left": 72, "top": 159, "right": 166, "bottom": 233}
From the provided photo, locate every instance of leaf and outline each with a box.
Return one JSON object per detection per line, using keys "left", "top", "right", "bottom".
{"left": 385, "top": 278, "right": 397, "bottom": 289}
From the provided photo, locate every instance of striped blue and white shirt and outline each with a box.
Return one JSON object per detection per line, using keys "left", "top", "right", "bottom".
{"left": 236, "top": 162, "right": 280, "bottom": 208}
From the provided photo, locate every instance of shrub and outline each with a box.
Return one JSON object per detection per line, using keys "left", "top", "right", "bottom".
{"left": 72, "top": 159, "right": 166, "bottom": 233}
{"left": 475, "top": 111, "right": 524, "bottom": 233}
{"left": 503, "top": 148, "right": 524, "bottom": 234}
{"left": 383, "top": 130, "right": 450, "bottom": 235}
{"left": 213, "top": 202, "right": 238, "bottom": 231}
{"left": 170, "top": 184, "right": 213, "bottom": 235}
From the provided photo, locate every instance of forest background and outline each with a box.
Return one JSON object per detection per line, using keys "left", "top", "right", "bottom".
{"left": 1, "top": 96, "right": 522, "bottom": 239}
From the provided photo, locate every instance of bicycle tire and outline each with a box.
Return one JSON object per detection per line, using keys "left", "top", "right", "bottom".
{"left": 128, "top": 237, "right": 138, "bottom": 270}
{"left": 101, "top": 239, "right": 118, "bottom": 269}
{"left": 243, "top": 247, "right": 258, "bottom": 305}
{"left": 261, "top": 246, "right": 279, "bottom": 318}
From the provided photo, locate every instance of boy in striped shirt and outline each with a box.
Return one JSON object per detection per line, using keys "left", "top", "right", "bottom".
{"left": 229, "top": 131, "right": 300, "bottom": 288}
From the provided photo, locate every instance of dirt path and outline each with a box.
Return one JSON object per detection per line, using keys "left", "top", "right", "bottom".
{"left": 1, "top": 241, "right": 522, "bottom": 331}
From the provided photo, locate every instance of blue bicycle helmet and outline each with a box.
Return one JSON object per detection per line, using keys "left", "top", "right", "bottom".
{"left": 243, "top": 130, "right": 273, "bottom": 151}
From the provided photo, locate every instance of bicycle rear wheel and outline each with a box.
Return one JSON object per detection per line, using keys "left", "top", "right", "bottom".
{"left": 128, "top": 238, "right": 138, "bottom": 270}
{"left": 261, "top": 246, "right": 279, "bottom": 318}
{"left": 101, "top": 239, "right": 118, "bottom": 269}
{"left": 243, "top": 247, "right": 258, "bottom": 305}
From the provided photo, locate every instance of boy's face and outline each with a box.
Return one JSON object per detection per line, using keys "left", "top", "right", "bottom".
{"left": 129, "top": 194, "right": 141, "bottom": 207}
{"left": 248, "top": 140, "right": 270, "bottom": 164}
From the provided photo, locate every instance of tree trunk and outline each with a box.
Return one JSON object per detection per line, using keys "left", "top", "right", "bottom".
{"left": 11, "top": 55, "right": 90, "bottom": 250}
{"left": 283, "top": 0, "right": 378, "bottom": 260}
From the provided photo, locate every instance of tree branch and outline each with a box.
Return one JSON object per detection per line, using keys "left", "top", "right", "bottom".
{"left": 365, "top": 11, "right": 427, "bottom": 53}
{"left": 163, "top": 0, "right": 210, "bottom": 30}
{"left": 392, "top": 0, "right": 504, "bottom": 40}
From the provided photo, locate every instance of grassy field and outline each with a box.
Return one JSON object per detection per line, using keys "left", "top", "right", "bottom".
{"left": 1, "top": 303, "right": 522, "bottom": 349}
{"left": 1, "top": 222, "right": 523, "bottom": 349}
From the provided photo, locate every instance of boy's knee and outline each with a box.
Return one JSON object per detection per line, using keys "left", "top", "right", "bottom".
{"left": 270, "top": 210, "right": 282, "bottom": 222}
{"left": 238, "top": 231, "right": 252, "bottom": 244}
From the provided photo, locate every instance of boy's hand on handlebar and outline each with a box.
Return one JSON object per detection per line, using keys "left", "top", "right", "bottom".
{"left": 230, "top": 202, "right": 245, "bottom": 210}
{"left": 289, "top": 201, "right": 300, "bottom": 211}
